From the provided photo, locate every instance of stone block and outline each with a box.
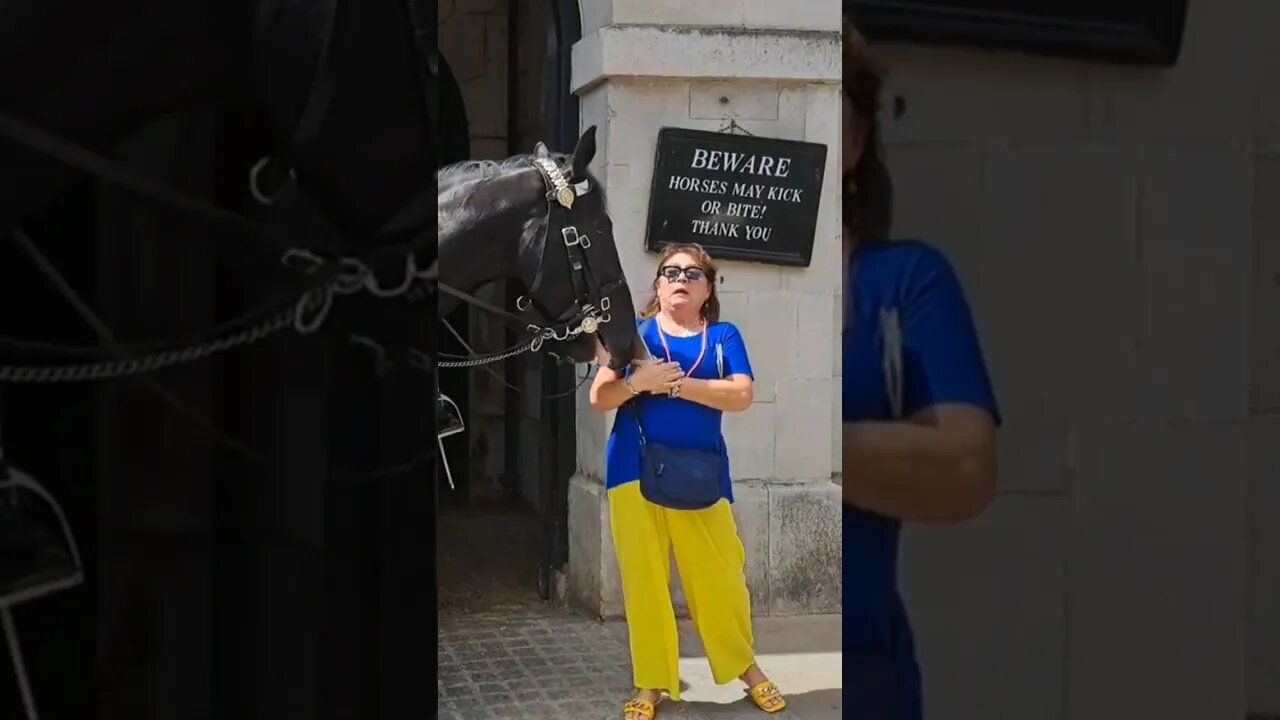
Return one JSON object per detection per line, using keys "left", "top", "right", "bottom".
{"left": 603, "top": 162, "right": 632, "bottom": 191}
{"left": 737, "top": 291, "right": 798, "bottom": 402}
{"left": 611, "top": 0, "right": 745, "bottom": 27}
{"left": 776, "top": 84, "right": 812, "bottom": 138}
{"left": 717, "top": 290, "right": 749, "bottom": 327}
{"left": 899, "top": 495, "right": 1067, "bottom": 720}
{"left": 883, "top": 145, "right": 984, "bottom": 293}
{"left": 767, "top": 482, "right": 842, "bottom": 614}
{"left": 1138, "top": 148, "right": 1252, "bottom": 422}
{"left": 873, "top": 44, "right": 1091, "bottom": 145}
{"left": 831, "top": 372, "right": 842, "bottom": 477}
{"left": 690, "top": 81, "right": 780, "bottom": 121}
{"left": 438, "top": 11, "right": 487, "bottom": 83}
{"left": 1067, "top": 422, "right": 1248, "bottom": 719}
{"left": 996, "top": 420, "right": 1073, "bottom": 494}
{"left": 794, "top": 292, "right": 835, "bottom": 380}
{"left": 723, "top": 399, "right": 775, "bottom": 481}
{"left": 576, "top": 402, "right": 610, "bottom": 481}
{"left": 601, "top": 82, "right": 693, "bottom": 178}
{"left": 671, "top": 483, "right": 772, "bottom": 616}
{"left": 566, "top": 475, "right": 626, "bottom": 618}
{"left": 718, "top": 260, "right": 782, "bottom": 295}
{"left": 976, "top": 143, "right": 1141, "bottom": 425}
{"left": 730, "top": 483, "right": 772, "bottom": 613}
{"left": 572, "top": 25, "right": 841, "bottom": 92}
{"left": 1252, "top": 157, "right": 1280, "bottom": 413}
{"left": 832, "top": 286, "right": 844, "bottom": 379}
{"left": 743, "top": 0, "right": 841, "bottom": 31}
{"left": 579, "top": 0, "right": 612, "bottom": 37}
{"left": 1249, "top": 415, "right": 1280, "bottom": 712}
{"left": 773, "top": 378, "right": 834, "bottom": 480}
{"left": 1084, "top": 0, "right": 1258, "bottom": 146}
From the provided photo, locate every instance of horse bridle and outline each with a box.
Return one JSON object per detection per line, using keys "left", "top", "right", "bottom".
{"left": 436, "top": 156, "right": 626, "bottom": 359}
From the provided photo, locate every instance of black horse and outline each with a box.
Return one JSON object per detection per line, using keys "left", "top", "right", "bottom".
{"left": 0, "top": 0, "right": 609, "bottom": 717}
{"left": 434, "top": 127, "right": 641, "bottom": 371}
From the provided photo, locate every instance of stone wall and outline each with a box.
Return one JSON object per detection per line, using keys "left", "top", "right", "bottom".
{"left": 865, "top": 0, "right": 1279, "bottom": 716}
{"left": 564, "top": 0, "right": 845, "bottom": 618}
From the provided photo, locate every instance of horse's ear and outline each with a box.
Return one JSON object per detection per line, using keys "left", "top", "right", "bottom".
{"left": 571, "top": 126, "right": 597, "bottom": 178}
{"left": 534, "top": 142, "right": 551, "bottom": 158}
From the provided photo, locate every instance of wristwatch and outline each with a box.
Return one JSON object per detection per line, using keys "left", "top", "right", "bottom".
{"left": 624, "top": 377, "right": 640, "bottom": 397}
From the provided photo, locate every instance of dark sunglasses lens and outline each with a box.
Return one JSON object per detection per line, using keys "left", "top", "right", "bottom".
{"left": 659, "top": 266, "right": 705, "bottom": 281}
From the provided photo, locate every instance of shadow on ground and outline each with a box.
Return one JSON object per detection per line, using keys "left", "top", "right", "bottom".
{"left": 663, "top": 688, "right": 842, "bottom": 718}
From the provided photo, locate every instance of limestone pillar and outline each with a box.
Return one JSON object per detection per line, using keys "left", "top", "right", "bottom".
{"left": 563, "top": 0, "right": 843, "bottom": 618}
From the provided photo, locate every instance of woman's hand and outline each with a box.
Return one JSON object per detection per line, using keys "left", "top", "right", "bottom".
{"left": 628, "top": 360, "right": 684, "bottom": 394}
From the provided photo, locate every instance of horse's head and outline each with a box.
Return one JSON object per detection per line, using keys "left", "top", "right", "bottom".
{"left": 514, "top": 128, "right": 640, "bottom": 370}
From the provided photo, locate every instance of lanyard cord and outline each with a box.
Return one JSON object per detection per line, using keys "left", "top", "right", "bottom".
{"left": 655, "top": 317, "right": 708, "bottom": 376}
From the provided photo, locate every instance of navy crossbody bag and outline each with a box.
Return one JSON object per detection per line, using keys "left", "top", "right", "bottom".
{"left": 628, "top": 319, "right": 724, "bottom": 510}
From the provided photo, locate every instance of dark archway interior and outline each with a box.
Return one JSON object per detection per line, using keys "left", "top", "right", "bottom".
{"left": 435, "top": 50, "right": 472, "bottom": 509}
{"left": 435, "top": 0, "right": 583, "bottom": 617}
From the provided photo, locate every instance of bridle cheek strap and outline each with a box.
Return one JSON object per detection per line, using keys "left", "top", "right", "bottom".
{"left": 520, "top": 158, "right": 623, "bottom": 348}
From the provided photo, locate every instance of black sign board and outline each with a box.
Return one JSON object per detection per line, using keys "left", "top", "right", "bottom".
{"left": 846, "top": 0, "right": 1188, "bottom": 65}
{"left": 644, "top": 128, "right": 827, "bottom": 267}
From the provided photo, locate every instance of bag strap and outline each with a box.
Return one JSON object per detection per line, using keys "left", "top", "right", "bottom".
{"left": 629, "top": 318, "right": 655, "bottom": 445}
{"left": 851, "top": 259, "right": 905, "bottom": 420}
{"left": 880, "top": 307, "right": 904, "bottom": 420}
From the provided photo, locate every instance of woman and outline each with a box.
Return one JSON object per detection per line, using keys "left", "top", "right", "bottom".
{"left": 842, "top": 20, "right": 1001, "bottom": 720}
{"left": 589, "top": 244, "right": 785, "bottom": 719}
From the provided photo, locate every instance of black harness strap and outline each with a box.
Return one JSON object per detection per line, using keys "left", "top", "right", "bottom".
{"left": 0, "top": 112, "right": 260, "bottom": 239}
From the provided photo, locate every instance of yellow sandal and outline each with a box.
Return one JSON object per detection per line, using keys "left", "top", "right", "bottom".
{"left": 746, "top": 680, "right": 787, "bottom": 713}
{"left": 622, "top": 697, "right": 657, "bottom": 719}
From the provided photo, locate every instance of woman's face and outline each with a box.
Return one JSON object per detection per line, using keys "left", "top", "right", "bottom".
{"left": 843, "top": 94, "right": 867, "bottom": 175}
{"left": 656, "top": 251, "right": 711, "bottom": 316}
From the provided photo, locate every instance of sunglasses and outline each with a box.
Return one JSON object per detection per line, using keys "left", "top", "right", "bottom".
{"left": 658, "top": 265, "right": 708, "bottom": 282}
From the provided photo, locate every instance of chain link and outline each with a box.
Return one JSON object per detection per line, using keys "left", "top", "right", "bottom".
{"left": 438, "top": 342, "right": 532, "bottom": 368}
{"left": 0, "top": 308, "right": 295, "bottom": 383}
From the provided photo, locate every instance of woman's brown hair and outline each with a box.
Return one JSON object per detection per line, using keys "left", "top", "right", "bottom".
{"left": 639, "top": 243, "right": 721, "bottom": 323}
{"left": 844, "top": 19, "right": 894, "bottom": 240}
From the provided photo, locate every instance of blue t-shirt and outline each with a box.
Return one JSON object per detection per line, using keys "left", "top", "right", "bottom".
{"left": 604, "top": 318, "right": 754, "bottom": 502}
{"left": 843, "top": 240, "right": 1000, "bottom": 719}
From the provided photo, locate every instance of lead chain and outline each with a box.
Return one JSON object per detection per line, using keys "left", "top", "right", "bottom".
{"left": 0, "top": 309, "right": 296, "bottom": 383}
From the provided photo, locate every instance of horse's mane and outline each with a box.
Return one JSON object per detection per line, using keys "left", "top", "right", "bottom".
{"left": 436, "top": 151, "right": 606, "bottom": 205}
{"left": 436, "top": 154, "right": 542, "bottom": 187}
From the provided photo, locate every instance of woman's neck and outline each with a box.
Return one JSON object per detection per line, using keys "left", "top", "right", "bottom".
{"left": 658, "top": 308, "right": 703, "bottom": 335}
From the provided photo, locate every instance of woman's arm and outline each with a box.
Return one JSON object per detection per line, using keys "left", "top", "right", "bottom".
{"left": 843, "top": 404, "right": 997, "bottom": 523}
{"left": 843, "top": 243, "right": 1001, "bottom": 523}
{"left": 675, "top": 374, "right": 753, "bottom": 412}
{"left": 588, "top": 365, "right": 632, "bottom": 412}
{"left": 588, "top": 359, "right": 685, "bottom": 412}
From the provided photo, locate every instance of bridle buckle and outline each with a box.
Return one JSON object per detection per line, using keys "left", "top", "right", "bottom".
{"left": 562, "top": 226, "right": 590, "bottom": 249}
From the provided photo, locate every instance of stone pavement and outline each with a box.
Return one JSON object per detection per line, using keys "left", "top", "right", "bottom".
{"left": 438, "top": 607, "right": 842, "bottom": 719}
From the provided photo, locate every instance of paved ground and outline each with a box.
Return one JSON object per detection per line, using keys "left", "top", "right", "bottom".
{"left": 438, "top": 505, "right": 841, "bottom": 718}
{"left": 438, "top": 608, "right": 842, "bottom": 719}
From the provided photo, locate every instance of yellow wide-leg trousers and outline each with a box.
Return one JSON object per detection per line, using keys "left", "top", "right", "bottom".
{"left": 607, "top": 481, "right": 756, "bottom": 701}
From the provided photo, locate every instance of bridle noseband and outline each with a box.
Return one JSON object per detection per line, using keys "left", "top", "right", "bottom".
{"left": 437, "top": 156, "right": 626, "bottom": 365}
{"left": 517, "top": 156, "right": 625, "bottom": 353}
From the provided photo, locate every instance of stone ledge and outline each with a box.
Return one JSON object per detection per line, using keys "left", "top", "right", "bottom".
{"left": 572, "top": 25, "right": 840, "bottom": 93}
{"left": 563, "top": 474, "right": 842, "bottom": 619}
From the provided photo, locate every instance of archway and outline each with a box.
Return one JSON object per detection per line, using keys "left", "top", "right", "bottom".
{"left": 435, "top": 0, "right": 582, "bottom": 615}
